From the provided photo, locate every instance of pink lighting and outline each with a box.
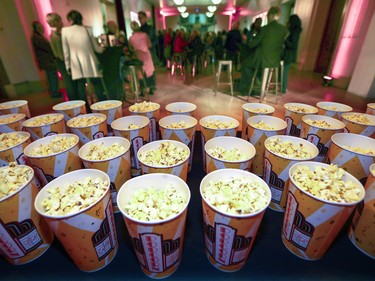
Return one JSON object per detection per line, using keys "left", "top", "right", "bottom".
{"left": 33, "top": 0, "right": 53, "bottom": 36}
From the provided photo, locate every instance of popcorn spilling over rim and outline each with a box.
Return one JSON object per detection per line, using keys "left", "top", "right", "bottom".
{"left": 251, "top": 120, "right": 275, "bottom": 130}
{"left": 342, "top": 145, "right": 375, "bottom": 156}
{"left": 123, "top": 186, "right": 186, "bottom": 221}
{"left": 304, "top": 118, "right": 332, "bottom": 128}
{"left": 84, "top": 142, "right": 126, "bottom": 160}
{"left": 165, "top": 120, "right": 187, "bottom": 129}
{"left": 68, "top": 115, "right": 106, "bottom": 127}
{"left": 266, "top": 137, "right": 313, "bottom": 159}
{"left": 285, "top": 105, "right": 316, "bottom": 113}
{"left": 245, "top": 107, "right": 270, "bottom": 113}
{"left": 129, "top": 101, "right": 159, "bottom": 113}
{"left": 202, "top": 176, "right": 269, "bottom": 215}
{"left": 26, "top": 114, "right": 63, "bottom": 126}
{"left": 343, "top": 113, "right": 372, "bottom": 125}
{"left": 0, "top": 114, "right": 24, "bottom": 124}
{"left": 0, "top": 162, "right": 33, "bottom": 200}
{"left": 127, "top": 123, "right": 142, "bottom": 130}
{"left": 0, "top": 132, "right": 28, "bottom": 150}
{"left": 291, "top": 165, "right": 362, "bottom": 203}
{"left": 42, "top": 177, "right": 108, "bottom": 216}
{"left": 202, "top": 119, "right": 237, "bottom": 129}
{"left": 208, "top": 146, "right": 250, "bottom": 161}
{"left": 92, "top": 102, "right": 120, "bottom": 110}
{"left": 0, "top": 103, "right": 22, "bottom": 109}
{"left": 138, "top": 142, "right": 189, "bottom": 167}
{"left": 29, "top": 136, "right": 77, "bottom": 156}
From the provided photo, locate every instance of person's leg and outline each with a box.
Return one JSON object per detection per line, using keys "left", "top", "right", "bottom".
{"left": 56, "top": 59, "right": 76, "bottom": 100}
{"left": 237, "top": 65, "right": 254, "bottom": 95}
{"left": 282, "top": 63, "right": 290, "bottom": 93}
{"left": 45, "top": 69, "right": 60, "bottom": 97}
{"left": 90, "top": 77, "right": 107, "bottom": 101}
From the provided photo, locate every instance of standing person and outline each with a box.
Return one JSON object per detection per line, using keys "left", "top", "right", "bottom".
{"left": 282, "top": 14, "right": 302, "bottom": 93}
{"left": 225, "top": 21, "right": 242, "bottom": 70}
{"left": 248, "top": 17, "right": 262, "bottom": 43}
{"left": 107, "top": 20, "right": 126, "bottom": 46}
{"left": 138, "top": 11, "right": 160, "bottom": 66}
{"left": 164, "top": 28, "right": 173, "bottom": 68}
{"left": 31, "top": 21, "right": 60, "bottom": 98}
{"left": 46, "top": 13, "right": 76, "bottom": 100}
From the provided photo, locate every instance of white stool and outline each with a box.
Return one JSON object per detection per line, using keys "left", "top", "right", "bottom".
{"left": 214, "top": 60, "right": 233, "bottom": 96}
{"left": 129, "top": 65, "right": 147, "bottom": 102}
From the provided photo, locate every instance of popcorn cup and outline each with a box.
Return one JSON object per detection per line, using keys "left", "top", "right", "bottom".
{"left": 316, "top": 101, "right": 353, "bottom": 120}
{"left": 199, "top": 115, "right": 239, "bottom": 172}
{"left": 52, "top": 100, "right": 87, "bottom": 122}
{"left": 0, "top": 100, "right": 30, "bottom": 118}
{"left": 366, "top": 103, "right": 375, "bottom": 115}
{"left": 165, "top": 102, "right": 197, "bottom": 117}
{"left": 282, "top": 161, "right": 365, "bottom": 260}
{"left": 117, "top": 173, "right": 191, "bottom": 278}
{"left": 326, "top": 133, "right": 375, "bottom": 186}
{"left": 24, "top": 133, "right": 82, "bottom": 186}
{"left": 300, "top": 115, "right": 345, "bottom": 162}
{"left": 341, "top": 112, "right": 375, "bottom": 138}
{"left": 34, "top": 169, "right": 118, "bottom": 272}
{"left": 67, "top": 113, "right": 108, "bottom": 145}
{"left": 200, "top": 168, "right": 271, "bottom": 272}
{"left": 111, "top": 116, "right": 150, "bottom": 177}
{"left": 137, "top": 140, "right": 190, "bottom": 181}
{"left": 90, "top": 100, "right": 123, "bottom": 136}
{"left": 284, "top": 103, "right": 318, "bottom": 137}
{"left": 349, "top": 163, "right": 375, "bottom": 259}
{"left": 22, "top": 113, "right": 66, "bottom": 141}
{"left": 79, "top": 137, "right": 131, "bottom": 213}
{"left": 247, "top": 115, "right": 287, "bottom": 177}
{"left": 0, "top": 113, "right": 26, "bottom": 134}
{"left": 0, "top": 132, "right": 31, "bottom": 166}
{"left": 0, "top": 165, "right": 54, "bottom": 265}
{"left": 129, "top": 102, "right": 160, "bottom": 142}
{"left": 204, "top": 136, "right": 255, "bottom": 173}
{"left": 264, "top": 135, "right": 319, "bottom": 212}
{"left": 241, "top": 103, "right": 275, "bottom": 140}
{"left": 159, "top": 115, "right": 197, "bottom": 173}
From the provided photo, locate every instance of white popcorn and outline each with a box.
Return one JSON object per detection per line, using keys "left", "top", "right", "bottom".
{"left": 369, "top": 104, "right": 375, "bottom": 109}
{"left": 60, "top": 104, "right": 80, "bottom": 109}
{"left": 208, "top": 146, "right": 250, "bottom": 161}
{"left": 304, "top": 118, "right": 332, "bottom": 128}
{"left": 344, "top": 113, "right": 372, "bottom": 125}
{"left": 0, "top": 132, "right": 28, "bottom": 150}
{"left": 0, "top": 163, "right": 33, "bottom": 199}
{"left": 266, "top": 137, "right": 313, "bottom": 159}
{"left": 29, "top": 136, "right": 77, "bottom": 156}
{"left": 83, "top": 142, "right": 126, "bottom": 160}
{"left": 27, "top": 114, "right": 62, "bottom": 126}
{"left": 138, "top": 142, "right": 189, "bottom": 166}
{"left": 0, "top": 103, "right": 22, "bottom": 109}
{"left": 68, "top": 115, "right": 105, "bottom": 127}
{"left": 92, "top": 102, "right": 119, "bottom": 110}
{"left": 285, "top": 105, "right": 315, "bottom": 113}
{"left": 0, "top": 114, "right": 24, "bottom": 124}
{"left": 342, "top": 146, "right": 375, "bottom": 156}
{"left": 127, "top": 123, "right": 142, "bottom": 130}
{"left": 165, "top": 121, "right": 187, "bottom": 129}
{"left": 129, "top": 101, "right": 159, "bottom": 113}
{"left": 245, "top": 107, "right": 270, "bottom": 114}
{"left": 202, "top": 119, "right": 236, "bottom": 129}
{"left": 251, "top": 120, "right": 275, "bottom": 130}
{"left": 321, "top": 105, "right": 337, "bottom": 110}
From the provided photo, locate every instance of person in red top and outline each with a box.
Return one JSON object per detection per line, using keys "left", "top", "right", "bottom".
{"left": 173, "top": 30, "right": 189, "bottom": 60}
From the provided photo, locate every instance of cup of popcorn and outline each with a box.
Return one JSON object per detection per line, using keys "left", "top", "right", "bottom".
{"left": 204, "top": 136, "right": 255, "bottom": 173}
{"left": 117, "top": 173, "right": 191, "bottom": 278}
{"left": 348, "top": 163, "right": 375, "bottom": 259}
{"left": 325, "top": 133, "right": 375, "bottom": 186}
{"left": 159, "top": 115, "right": 197, "bottom": 173}
{"left": 316, "top": 101, "right": 353, "bottom": 120}
{"left": 90, "top": 100, "right": 122, "bottom": 136}
{"left": 199, "top": 115, "right": 239, "bottom": 172}
{"left": 128, "top": 101, "right": 160, "bottom": 142}
{"left": 52, "top": 100, "right": 87, "bottom": 122}
{"left": 300, "top": 115, "right": 345, "bottom": 162}
{"left": 241, "top": 103, "right": 275, "bottom": 140}
{"left": 0, "top": 113, "right": 26, "bottom": 134}
{"left": 284, "top": 103, "right": 318, "bottom": 137}
{"left": 137, "top": 140, "right": 190, "bottom": 181}
{"left": 67, "top": 113, "right": 107, "bottom": 145}
{"left": 341, "top": 112, "right": 375, "bottom": 138}
{"left": 0, "top": 132, "right": 31, "bottom": 167}
{"left": 0, "top": 163, "right": 54, "bottom": 265}
{"left": 79, "top": 137, "right": 131, "bottom": 213}
{"left": 23, "top": 134, "right": 82, "bottom": 186}
{"left": 282, "top": 162, "right": 365, "bottom": 260}
{"left": 34, "top": 169, "right": 118, "bottom": 272}
{"left": 0, "top": 100, "right": 30, "bottom": 118}
{"left": 366, "top": 103, "right": 375, "bottom": 115}
{"left": 22, "top": 113, "right": 66, "bottom": 141}
{"left": 200, "top": 168, "right": 271, "bottom": 272}
{"left": 165, "top": 102, "right": 197, "bottom": 117}
{"left": 264, "top": 135, "right": 319, "bottom": 212}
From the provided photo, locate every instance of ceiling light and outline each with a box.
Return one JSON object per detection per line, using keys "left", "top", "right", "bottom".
{"left": 177, "top": 6, "right": 187, "bottom": 13}
{"left": 206, "top": 12, "right": 214, "bottom": 17}
{"left": 211, "top": 0, "right": 222, "bottom": 5}
{"left": 207, "top": 5, "right": 217, "bottom": 13}
{"left": 174, "top": 0, "right": 185, "bottom": 5}
{"left": 181, "top": 12, "right": 189, "bottom": 18}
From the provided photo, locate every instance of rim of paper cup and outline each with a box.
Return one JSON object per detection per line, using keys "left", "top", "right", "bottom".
{"left": 22, "top": 113, "right": 64, "bottom": 128}
{"left": 52, "top": 100, "right": 86, "bottom": 110}
{"left": 370, "top": 163, "right": 375, "bottom": 177}
{"left": 301, "top": 115, "right": 346, "bottom": 130}
{"left": 288, "top": 161, "right": 366, "bottom": 206}
{"left": 199, "top": 115, "right": 240, "bottom": 130}
{"left": 67, "top": 113, "right": 107, "bottom": 128}
{"left": 204, "top": 136, "right": 256, "bottom": 163}
{"left": 247, "top": 115, "right": 287, "bottom": 132}
{"left": 117, "top": 173, "right": 191, "bottom": 224}
{"left": 78, "top": 136, "right": 130, "bottom": 162}
{"left": 34, "top": 169, "right": 110, "bottom": 219}
{"left": 165, "top": 102, "right": 197, "bottom": 113}
{"left": 128, "top": 102, "right": 160, "bottom": 113}
{"left": 242, "top": 103, "right": 275, "bottom": 114}
{"left": 0, "top": 113, "right": 26, "bottom": 125}
{"left": 90, "top": 100, "right": 122, "bottom": 111}
{"left": 341, "top": 112, "right": 375, "bottom": 126}
{"left": 264, "top": 135, "right": 319, "bottom": 160}
{"left": 0, "top": 131, "right": 31, "bottom": 152}
{"left": 200, "top": 168, "right": 271, "bottom": 218}
{"left": 159, "top": 115, "right": 198, "bottom": 130}
{"left": 137, "top": 140, "right": 190, "bottom": 168}
{"left": 284, "top": 103, "right": 319, "bottom": 114}
{"left": 316, "top": 101, "right": 353, "bottom": 112}
{"left": 23, "top": 133, "right": 79, "bottom": 158}
{"left": 331, "top": 133, "right": 375, "bottom": 157}
{"left": 0, "top": 165, "right": 34, "bottom": 203}
{"left": 367, "top": 103, "right": 375, "bottom": 109}
{"left": 111, "top": 115, "right": 150, "bottom": 131}
{"left": 0, "top": 100, "right": 28, "bottom": 109}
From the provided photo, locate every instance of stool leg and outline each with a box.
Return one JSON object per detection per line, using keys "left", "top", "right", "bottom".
{"left": 275, "top": 67, "right": 279, "bottom": 102}
{"left": 247, "top": 68, "right": 258, "bottom": 101}
{"left": 260, "top": 68, "right": 270, "bottom": 103}
{"left": 214, "top": 62, "right": 222, "bottom": 95}
{"left": 228, "top": 62, "right": 233, "bottom": 96}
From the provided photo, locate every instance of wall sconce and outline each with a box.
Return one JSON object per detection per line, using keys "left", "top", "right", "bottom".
{"left": 174, "top": 0, "right": 185, "bottom": 5}
{"left": 177, "top": 6, "right": 187, "bottom": 13}
{"left": 322, "top": 75, "right": 334, "bottom": 86}
{"left": 207, "top": 5, "right": 217, "bottom": 13}
{"left": 181, "top": 12, "right": 189, "bottom": 18}
{"left": 206, "top": 12, "right": 214, "bottom": 17}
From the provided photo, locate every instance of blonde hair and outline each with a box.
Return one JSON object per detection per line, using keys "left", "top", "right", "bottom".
{"left": 130, "top": 21, "right": 140, "bottom": 32}
{"left": 46, "top": 13, "right": 61, "bottom": 27}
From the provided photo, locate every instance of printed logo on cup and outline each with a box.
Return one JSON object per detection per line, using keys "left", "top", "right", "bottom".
{"left": 264, "top": 158, "right": 285, "bottom": 204}
{"left": 93, "top": 131, "right": 105, "bottom": 140}
{"left": 131, "top": 136, "right": 145, "bottom": 170}
{"left": 33, "top": 165, "right": 56, "bottom": 184}
{"left": 285, "top": 116, "right": 300, "bottom": 136}
{"left": 149, "top": 118, "right": 159, "bottom": 142}
{"left": 109, "top": 182, "right": 117, "bottom": 207}
{"left": 45, "top": 131, "right": 58, "bottom": 137}
{"left": 306, "top": 134, "right": 328, "bottom": 157}
{"left": 16, "top": 153, "right": 28, "bottom": 165}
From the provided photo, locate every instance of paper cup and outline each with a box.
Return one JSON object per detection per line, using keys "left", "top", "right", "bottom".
{"left": 0, "top": 132, "right": 31, "bottom": 166}
{"left": 247, "top": 115, "right": 287, "bottom": 177}
{"left": 316, "top": 101, "right": 353, "bottom": 120}
{"left": 52, "top": 100, "right": 87, "bottom": 122}
{"left": 79, "top": 137, "right": 131, "bottom": 213}
{"left": 241, "top": 103, "right": 275, "bottom": 140}
{"left": 129, "top": 102, "right": 160, "bottom": 142}
{"left": 349, "top": 163, "right": 375, "bottom": 259}
{"left": 264, "top": 135, "right": 319, "bottom": 212}
{"left": 22, "top": 113, "right": 66, "bottom": 141}
{"left": 326, "top": 133, "right": 375, "bottom": 186}
{"left": 117, "top": 173, "right": 191, "bottom": 278}
{"left": 0, "top": 113, "right": 26, "bottom": 134}
{"left": 111, "top": 116, "right": 150, "bottom": 177}
{"left": 366, "top": 103, "right": 375, "bottom": 115}
{"left": 67, "top": 113, "right": 108, "bottom": 145}
{"left": 200, "top": 168, "right": 271, "bottom": 272}
{"left": 300, "top": 115, "right": 345, "bottom": 162}
{"left": 0, "top": 165, "right": 54, "bottom": 265}
{"left": 165, "top": 102, "right": 197, "bottom": 117}
{"left": 0, "top": 100, "right": 30, "bottom": 118}
{"left": 204, "top": 136, "right": 255, "bottom": 173}
{"left": 282, "top": 161, "right": 365, "bottom": 260}
{"left": 90, "top": 100, "right": 123, "bottom": 136}
{"left": 341, "top": 112, "right": 375, "bottom": 138}
{"left": 34, "top": 169, "right": 118, "bottom": 272}
{"left": 284, "top": 103, "right": 318, "bottom": 137}
{"left": 24, "top": 133, "right": 82, "bottom": 186}
{"left": 137, "top": 140, "right": 190, "bottom": 181}
{"left": 159, "top": 115, "right": 197, "bottom": 173}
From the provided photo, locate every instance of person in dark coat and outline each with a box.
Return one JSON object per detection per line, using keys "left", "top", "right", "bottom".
{"left": 225, "top": 21, "right": 242, "bottom": 70}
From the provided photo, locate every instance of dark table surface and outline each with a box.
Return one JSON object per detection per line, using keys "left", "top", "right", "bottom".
{"left": 1, "top": 132, "right": 374, "bottom": 281}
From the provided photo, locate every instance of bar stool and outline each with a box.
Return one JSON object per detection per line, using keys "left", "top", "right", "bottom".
{"left": 203, "top": 49, "right": 215, "bottom": 75}
{"left": 171, "top": 53, "right": 185, "bottom": 76}
{"left": 214, "top": 60, "right": 234, "bottom": 96}
{"left": 128, "top": 65, "right": 148, "bottom": 102}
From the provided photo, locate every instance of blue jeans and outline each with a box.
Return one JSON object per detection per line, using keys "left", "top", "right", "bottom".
{"left": 45, "top": 69, "right": 59, "bottom": 96}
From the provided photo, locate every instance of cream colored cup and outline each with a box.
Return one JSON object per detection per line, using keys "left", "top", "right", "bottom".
{"left": 128, "top": 102, "right": 160, "bottom": 142}
{"left": 22, "top": 113, "right": 66, "bottom": 141}
{"left": 0, "top": 113, "right": 26, "bottom": 134}
{"left": 52, "top": 100, "right": 87, "bottom": 122}
{"left": 366, "top": 103, "right": 375, "bottom": 115}
{"left": 0, "top": 100, "right": 30, "bottom": 118}
{"left": 90, "top": 100, "right": 122, "bottom": 136}
{"left": 316, "top": 101, "right": 353, "bottom": 120}
{"left": 165, "top": 102, "right": 197, "bottom": 117}
{"left": 0, "top": 131, "right": 31, "bottom": 166}
{"left": 241, "top": 103, "right": 275, "bottom": 140}
{"left": 341, "top": 112, "right": 375, "bottom": 138}
{"left": 284, "top": 103, "right": 318, "bottom": 137}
